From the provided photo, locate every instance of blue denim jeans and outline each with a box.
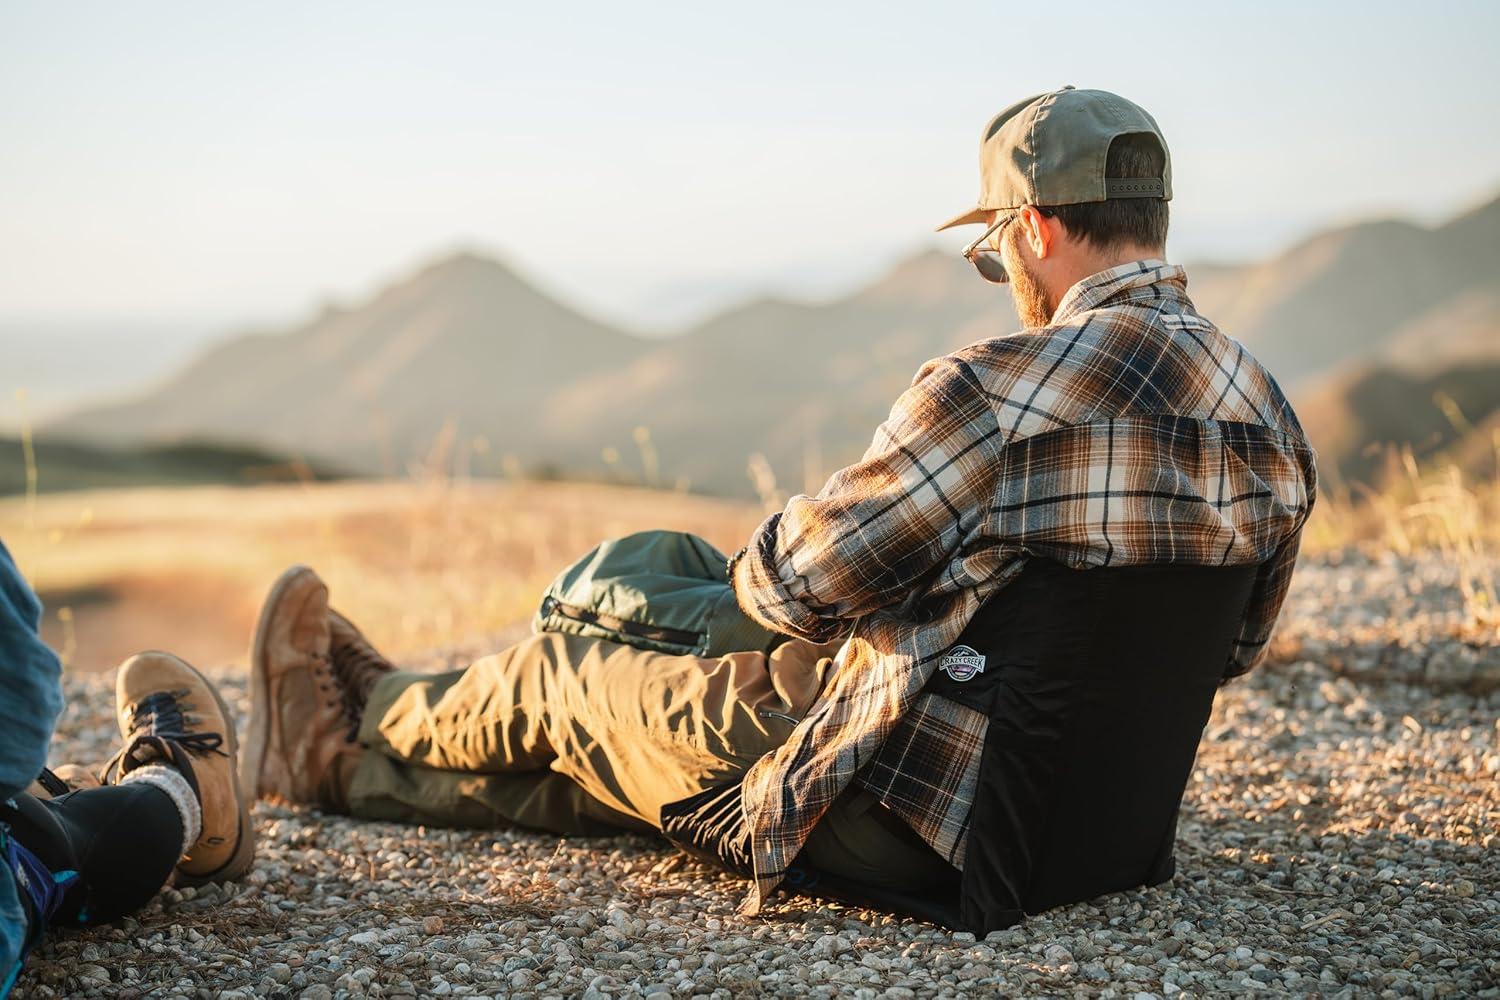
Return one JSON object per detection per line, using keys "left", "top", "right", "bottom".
{"left": 0, "top": 540, "right": 64, "bottom": 995}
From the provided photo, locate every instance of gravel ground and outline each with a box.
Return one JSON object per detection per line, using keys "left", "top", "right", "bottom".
{"left": 15, "top": 550, "right": 1500, "bottom": 998}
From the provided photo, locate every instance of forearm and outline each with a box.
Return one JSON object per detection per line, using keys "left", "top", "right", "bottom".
{"left": 729, "top": 356, "right": 1000, "bottom": 642}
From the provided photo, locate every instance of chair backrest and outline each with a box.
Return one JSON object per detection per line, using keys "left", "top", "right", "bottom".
{"left": 928, "top": 558, "right": 1260, "bottom": 927}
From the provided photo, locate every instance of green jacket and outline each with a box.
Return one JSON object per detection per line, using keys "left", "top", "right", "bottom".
{"left": 533, "top": 530, "right": 779, "bottom": 657}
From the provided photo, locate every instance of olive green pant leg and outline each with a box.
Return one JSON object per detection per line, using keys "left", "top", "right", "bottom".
{"left": 346, "top": 631, "right": 958, "bottom": 894}
{"left": 346, "top": 632, "right": 800, "bottom": 832}
{"left": 346, "top": 751, "right": 652, "bottom": 835}
{"left": 345, "top": 660, "right": 637, "bottom": 833}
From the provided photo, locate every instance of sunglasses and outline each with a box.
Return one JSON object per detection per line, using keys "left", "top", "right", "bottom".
{"left": 961, "top": 213, "right": 1016, "bottom": 284}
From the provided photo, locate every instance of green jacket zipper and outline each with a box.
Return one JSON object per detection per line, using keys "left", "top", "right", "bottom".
{"left": 542, "top": 595, "right": 703, "bottom": 649}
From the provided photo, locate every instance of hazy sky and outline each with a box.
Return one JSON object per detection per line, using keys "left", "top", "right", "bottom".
{"left": 3, "top": 0, "right": 1498, "bottom": 335}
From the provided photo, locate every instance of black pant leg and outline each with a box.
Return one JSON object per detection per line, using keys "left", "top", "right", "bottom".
{"left": 2, "top": 782, "right": 183, "bottom": 927}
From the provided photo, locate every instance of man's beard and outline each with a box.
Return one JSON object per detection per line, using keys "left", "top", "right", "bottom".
{"left": 1007, "top": 249, "right": 1056, "bottom": 328}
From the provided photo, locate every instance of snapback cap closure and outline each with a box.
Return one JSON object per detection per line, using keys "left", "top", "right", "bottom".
{"left": 1103, "top": 177, "right": 1166, "bottom": 198}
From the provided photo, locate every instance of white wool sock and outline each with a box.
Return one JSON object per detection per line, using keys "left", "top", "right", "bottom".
{"left": 119, "top": 763, "right": 202, "bottom": 855}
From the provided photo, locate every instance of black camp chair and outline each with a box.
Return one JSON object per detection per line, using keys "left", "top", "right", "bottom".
{"left": 790, "top": 557, "right": 1261, "bottom": 933}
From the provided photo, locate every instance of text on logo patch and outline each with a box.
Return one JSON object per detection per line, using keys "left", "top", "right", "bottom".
{"left": 939, "top": 644, "right": 986, "bottom": 682}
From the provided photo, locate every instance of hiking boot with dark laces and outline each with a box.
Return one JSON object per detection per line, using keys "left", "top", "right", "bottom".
{"left": 328, "top": 609, "right": 395, "bottom": 736}
{"left": 101, "top": 651, "right": 255, "bottom": 885}
{"left": 242, "top": 567, "right": 394, "bottom": 811}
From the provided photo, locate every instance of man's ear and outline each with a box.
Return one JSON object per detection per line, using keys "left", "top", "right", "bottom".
{"left": 1017, "top": 205, "right": 1054, "bottom": 260}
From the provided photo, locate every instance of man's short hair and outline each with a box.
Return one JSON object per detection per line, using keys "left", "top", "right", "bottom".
{"left": 1044, "top": 133, "right": 1170, "bottom": 252}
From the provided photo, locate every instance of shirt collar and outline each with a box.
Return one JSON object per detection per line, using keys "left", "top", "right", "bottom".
{"left": 1049, "top": 258, "right": 1187, "bottom": 325}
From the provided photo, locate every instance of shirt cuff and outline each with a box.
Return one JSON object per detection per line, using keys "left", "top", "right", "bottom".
{"left": 730, "top": 516, "right": 846, "bottom": 643}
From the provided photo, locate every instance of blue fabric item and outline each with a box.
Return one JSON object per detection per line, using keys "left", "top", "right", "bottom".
{"left": 1, "top": 824, "right": 78, "bottom": 996}
{"left": 0, "top": 539, "right": 65, "bottom": 996}
{"left": 0, "top": 826, "right": 19, "bottom": 1000}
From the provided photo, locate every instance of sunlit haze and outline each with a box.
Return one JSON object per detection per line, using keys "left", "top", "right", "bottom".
{"left": 3, "top": 1, "right": 1498, "bottom": 336}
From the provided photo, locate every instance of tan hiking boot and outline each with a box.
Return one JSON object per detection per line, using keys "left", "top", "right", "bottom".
{"left": 241, "top": 566, "right": 394, "bottom": 811}
{"left": 101, "top": 651, "right": 256, "bottom": 885}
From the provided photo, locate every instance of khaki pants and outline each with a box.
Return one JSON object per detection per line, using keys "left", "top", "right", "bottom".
{"left": 347, "top": 632, "right": 954, "bottom": 892}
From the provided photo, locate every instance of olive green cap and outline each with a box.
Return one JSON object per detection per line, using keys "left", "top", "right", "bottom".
{"left": 936, "top": 86, "right": 1172, "bottom": 231}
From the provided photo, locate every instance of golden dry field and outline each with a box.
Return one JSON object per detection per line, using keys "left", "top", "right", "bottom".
{"left": 0, "top": 479, "right": 766, "bottom": 673}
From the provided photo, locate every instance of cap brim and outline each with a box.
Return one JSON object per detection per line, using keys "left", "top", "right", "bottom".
{"left": 935, "top": 206, "right": 988, "bottom": 232}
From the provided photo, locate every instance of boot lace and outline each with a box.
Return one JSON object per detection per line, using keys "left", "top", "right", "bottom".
{"left": 101, "top": 689, "right": 226, "bottom": 792}
{"left": 317, "top": 625, "right": 393, "bottom": 740}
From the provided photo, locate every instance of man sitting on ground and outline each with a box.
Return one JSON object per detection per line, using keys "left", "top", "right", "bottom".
{"left": 239, "top": 87, "right": 1316, "bottom": 917}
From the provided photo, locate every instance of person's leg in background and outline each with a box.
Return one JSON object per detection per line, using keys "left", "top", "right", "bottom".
{"left": 243, "top": 567, "right": 803, "bottom": 834}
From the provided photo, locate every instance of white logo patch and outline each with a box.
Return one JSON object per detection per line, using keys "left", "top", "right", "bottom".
{"left": 938, "top": 644, "right": 987, "bottom": 682}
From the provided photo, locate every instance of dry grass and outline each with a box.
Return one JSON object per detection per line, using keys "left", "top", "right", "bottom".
{"left": 0, "top": 478, "right": 761, "bottom": 672}
{"left": 1305, "top": 439, "right": 1499, "bottom": 635}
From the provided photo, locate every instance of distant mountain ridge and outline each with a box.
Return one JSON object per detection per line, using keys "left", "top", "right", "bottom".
{"left": 51, "top": 193, "right": 1500, "bottom": 495}
{"left": 1187, "top": 196, "right": 1500, "bottom": 390}
{"left": 0, "top": 436, "right": 345, "bottom": 495}
{"left": 55, "top": 251, "right": 648, "bottom": 478}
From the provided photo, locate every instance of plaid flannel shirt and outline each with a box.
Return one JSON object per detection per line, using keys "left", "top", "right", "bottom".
{"left": 729, "top": 260, "right": 1317, "bottom": 914}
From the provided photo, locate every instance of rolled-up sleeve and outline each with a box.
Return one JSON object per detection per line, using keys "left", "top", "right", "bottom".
{"left": 730, "top": 357, "right": 1002, "bottom": 642}
{"left": 1225, "top": 527, "right": 1304, "bottom": 679}
{"left": 0, "top": 540, "right": 63, "bottom": 799}
{"left": 1224, "top": 446, "right": 1317, "bottom": 680}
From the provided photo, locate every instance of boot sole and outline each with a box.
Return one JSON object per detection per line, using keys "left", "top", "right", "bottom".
{"left": 151, "top": 651, "right": 257, "bottom": 886}
{"left": 239, "top": 565, "right": 317, "bottom": 806}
